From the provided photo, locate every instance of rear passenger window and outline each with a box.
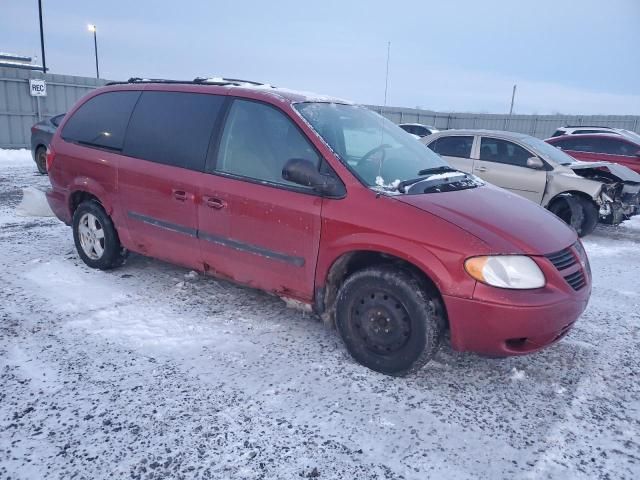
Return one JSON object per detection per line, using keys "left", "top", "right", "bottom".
{"left": 62, "top": 91, "right": 140, "bottom": 151}
{"left": 479, "top": 138, "right": 532, "bottom": 167}
{"left": 429, "top": 136, "right": 473, "bottom": 158}
{"left": 123, "top": 91, "right": 224, "bottom": 171}
{"left": 216, "top": 99, "right": 319, "bottom": 187}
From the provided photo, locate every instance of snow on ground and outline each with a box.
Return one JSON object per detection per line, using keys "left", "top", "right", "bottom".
{"left": 1, "top": 150, "right": 639, "bottom": 479}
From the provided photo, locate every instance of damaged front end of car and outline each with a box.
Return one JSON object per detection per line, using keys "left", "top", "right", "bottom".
{"left": 569, "top": 162, "right": 640, "bottom": 224}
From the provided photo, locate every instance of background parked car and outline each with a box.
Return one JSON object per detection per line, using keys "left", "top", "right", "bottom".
{"left": 546, "top": 134, "right": 640, "bottom": 175}
{"left": 31, "top": 113, "right": 65, "bottom": 174}
{"left": 550, "top": 126, "right": 640, "bottom": 143}
{"left": 422, "top": 130, "right": 640, "bottom": 236}
{"left": 398, "top": 123, "right": 439, "bottom": 137}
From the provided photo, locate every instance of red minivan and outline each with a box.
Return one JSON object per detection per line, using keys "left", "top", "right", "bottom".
{"left": 46, "top": 78, "right": 591, "bottom": 375}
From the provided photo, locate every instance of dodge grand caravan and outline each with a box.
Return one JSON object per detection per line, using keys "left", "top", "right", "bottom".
{"left": 46, "top": 77, "right": 591, "bottom": 375}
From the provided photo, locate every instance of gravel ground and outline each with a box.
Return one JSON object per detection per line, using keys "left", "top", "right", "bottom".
{"left": 1, "top": 150, "right": 639, "bottom": 480}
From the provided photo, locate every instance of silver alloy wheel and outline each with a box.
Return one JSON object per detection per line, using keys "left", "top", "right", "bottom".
{"left": 78, "top": 212, "right": 105, "bottom": 260}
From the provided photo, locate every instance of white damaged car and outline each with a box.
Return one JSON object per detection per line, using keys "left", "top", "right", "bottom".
{"left": 422, "top": 129, "right": 640, "bottom": 237}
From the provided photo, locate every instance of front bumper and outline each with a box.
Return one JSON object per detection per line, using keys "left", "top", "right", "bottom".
{"left": 443, "top": 248, "right": 591, "bottom": 356}
{"left": 444, "top": 293, "right": 588, "bottom": 355}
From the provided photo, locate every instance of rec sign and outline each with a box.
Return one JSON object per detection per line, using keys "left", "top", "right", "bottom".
{"left": 29, "top": 79, "right": 47, "bottom": 97}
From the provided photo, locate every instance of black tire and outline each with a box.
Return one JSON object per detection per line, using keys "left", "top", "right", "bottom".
{"left": 575, "top": 197, "right": 599, "bottom": 237}
{"left": 335, "top": 266, "right": 444, "bottom": 376}
{"left": 72, "top": 200, "right": 127, "bottom": 270}
{"left": 35, "top": 146, "right": 47, "bottom": 174}
{"left": 548, "top": 195, "right": 585, "bottom": 236}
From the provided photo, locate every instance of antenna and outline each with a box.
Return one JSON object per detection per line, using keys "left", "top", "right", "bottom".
{"left": 383, "top": 41, "right": 391, "bottom": 106}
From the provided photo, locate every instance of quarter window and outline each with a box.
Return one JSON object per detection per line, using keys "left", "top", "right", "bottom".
{"left": 123, "top": 91, "right": 225, "bottom": 171}
{"left": 429, "top": 136, "right": 473, "bottom": 158}
{"left": 61, "top": 91, "right": 140, "bottom": 150}
{"left": 479, "top": 138, "right": 532, "bottom": 167}
{"left": 216, "top": 100, "right": 320, "bottom": 186}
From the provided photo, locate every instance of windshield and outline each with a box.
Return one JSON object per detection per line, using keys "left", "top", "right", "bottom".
{"left": 294, "top": 103, "right": 448, "bottom": 188}
{"left": 520, "top": 136, "right": 577, "bottom": 165}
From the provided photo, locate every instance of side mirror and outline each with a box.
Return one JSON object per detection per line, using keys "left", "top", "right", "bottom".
{"left": 282, "top": 158, "right": 345, "bottom": 197}
{"left": 526, "top": 156, "right": 545, "bottom": 169}
{"left": 635, "top": 150, "right": 640, "bottom": 157}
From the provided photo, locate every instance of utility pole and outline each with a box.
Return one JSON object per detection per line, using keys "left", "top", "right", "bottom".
{"left": 383, "top": 41, "right": 391, "bottom": 106}
{"left": 509, "top": 84, "right": 517, "bottom": 115}
{"left": 38, "top": 0, "right": 47, "bottom": 73}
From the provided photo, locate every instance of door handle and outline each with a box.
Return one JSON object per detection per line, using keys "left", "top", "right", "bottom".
{"left": 475, "top": 166, "right": 488, "bottom": 173}
{"left": 172, "top": 189, "right": 188, "bottom": 201}
{"left": 205, "top": 197, "right": 227, "bottom": 210}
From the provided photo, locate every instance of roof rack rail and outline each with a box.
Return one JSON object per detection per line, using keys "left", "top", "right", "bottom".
{"left": 105, "top": 76, "right": 271, "bottom": 88}
{"left": 193, "top": 76, "right": 269, "bottom": 86}
{"left": 563, "top": 125, "right": 617, "bottom": 129}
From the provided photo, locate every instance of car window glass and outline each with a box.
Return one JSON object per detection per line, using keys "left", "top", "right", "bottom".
{"left": 51, "top": 114, "right": 64, "bottom": 127}
{"left": 553, "top": 137, "right": 590, "bottom": 151}
{"left": 594, "top": 138, "right": 637, "bottom": 156}
{"left": 479, "top": 138, "right": 532, "bottom": 167}
{"left": 217, "top": 99, "right": 319, "bottom": 186}
{"left": 574, "top": 130, "right": 609, "bottom": 135}
{"left": 123, "top": 91, "right": 224, "bottom": 171}
{"left": 61, "top": 91, "right": 140, "bottom": 150}
{"left": 429, "top": 136, "right": 473, "bottom": 158}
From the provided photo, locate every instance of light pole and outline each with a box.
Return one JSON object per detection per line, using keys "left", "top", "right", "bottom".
{"left": 87, "top": 24, "right": 99, "bottom": 79}
{"left": 38, "top": 0, "right": 47, "bottom": 73}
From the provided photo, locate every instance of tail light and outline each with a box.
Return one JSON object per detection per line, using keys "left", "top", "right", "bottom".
{"left": 45, "top": 145, "right": 56, "bottom": 171}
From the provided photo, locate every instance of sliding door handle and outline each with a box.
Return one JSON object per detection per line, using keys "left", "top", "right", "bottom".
{"left": 205, "top": 197, "right": 227, "bottom": 210}
{"left": 172, "top": 189, "right": 188, "bottom": 201}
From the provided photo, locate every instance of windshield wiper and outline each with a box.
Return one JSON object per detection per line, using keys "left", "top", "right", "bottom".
{"left": 396, "top": 166, "right": 463, "bottom": 193}
{"left": 417, "top": 165, "right": 459, "bottom": 176}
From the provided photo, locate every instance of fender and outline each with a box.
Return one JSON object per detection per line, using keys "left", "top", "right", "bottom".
{"left": 68, "top": 176, "right": 115, "bottom": 216}
{"left": 315, "top": 232, "right": 476, "bottom": 300}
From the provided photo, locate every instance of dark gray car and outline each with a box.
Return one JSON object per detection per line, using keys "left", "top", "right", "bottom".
{"left": 30, "top": 113, "right": 65, "bottom": 174}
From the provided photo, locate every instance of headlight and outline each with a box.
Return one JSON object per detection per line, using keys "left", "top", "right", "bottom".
{"left": 465, "top": 255, "right": 545, "bottom": 289}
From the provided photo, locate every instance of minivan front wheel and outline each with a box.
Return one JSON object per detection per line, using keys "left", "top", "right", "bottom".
{"left": 73, "top": 200, "right": 127, "bottom": 270}
{"left": 335, "top": 266, "right": 443, "bottom": 376}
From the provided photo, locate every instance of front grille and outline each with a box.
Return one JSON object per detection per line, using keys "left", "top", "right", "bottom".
{"left": 546, "top": 245, "right": 587, "bottom": 291}
{"left": 545, "top": 248, "right": 577, "bottom": 271}
{"left": 564, "top": 270, "right": 587, "bottom": 291}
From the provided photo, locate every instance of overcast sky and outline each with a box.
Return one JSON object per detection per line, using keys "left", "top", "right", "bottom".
{"left": 2, "top": 0, "right": 639, "bottom": 114}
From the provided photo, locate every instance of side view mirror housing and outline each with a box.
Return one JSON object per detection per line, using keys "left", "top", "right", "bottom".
{"left": 526, "top": 156, "right": 545, "bottom": 169}
{"left": 282, "top": 158, "right": 345, "bottom": 198}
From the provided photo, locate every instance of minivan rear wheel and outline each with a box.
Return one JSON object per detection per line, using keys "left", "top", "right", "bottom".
{"left": 335, "top": 266, "right": 443, "bottom": 376}
{"left": 73, "top": 200, "right": 127, "bottom": 270}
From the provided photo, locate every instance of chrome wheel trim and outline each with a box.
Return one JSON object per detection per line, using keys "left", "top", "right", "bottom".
{"left": 78, "top": 212, "right": 105, "bottom": 260}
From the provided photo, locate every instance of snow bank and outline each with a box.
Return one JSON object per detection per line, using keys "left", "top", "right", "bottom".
{"left": 0, "top": 148, "right": 32, "bottom": 167}
{"left": 16, "top": 187, "right": 54, "bottom": 217}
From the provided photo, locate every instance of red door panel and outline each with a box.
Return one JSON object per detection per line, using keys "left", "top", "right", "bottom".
{"left": 197, "top": 174, "right": 322, "bottom": 301}
{"left": 118, "top": 156, "right": 201, "bottom": 270}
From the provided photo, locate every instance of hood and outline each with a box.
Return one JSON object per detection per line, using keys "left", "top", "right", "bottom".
{"left": 394, "top": 184, "right": 576, "bottom": 255}
{"left": 568, "top": 161, "right": 640, "bottom": 183}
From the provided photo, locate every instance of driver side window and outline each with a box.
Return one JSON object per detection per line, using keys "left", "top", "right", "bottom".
{"left": 479, "top": 138, "right": 532, "bottom": 167}
{"left": 216, "top": 99, "right": 320, "bottom": 187}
